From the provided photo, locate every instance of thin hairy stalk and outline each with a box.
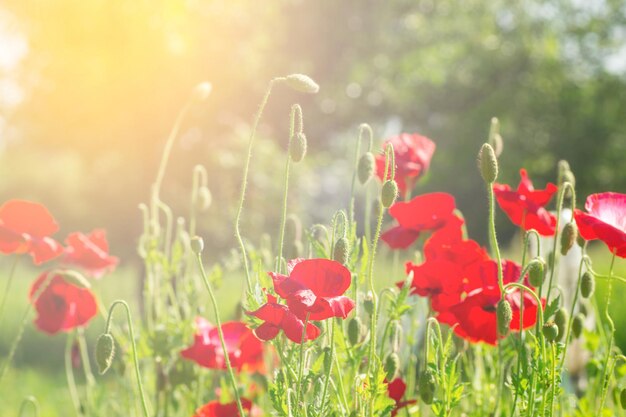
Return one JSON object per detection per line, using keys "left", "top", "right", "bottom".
{"left": 18, "top": 396, "right": 39, "bottom": 417}
{"left": 104, "top": 300, "right": 151, "bottom": 417}
{"left": 486, "top": 183, "right": 504, "bottom": 294}
{"left": 348, "top": 124, "right": 373, "bottom": 229}
{"left": 559, "top": 254, "right": 586, "bottom": 370}
{"left": 320, "top": 320, "right": 336, "bottom": 415}
{"left": 65, "top": 333, "right": 82, "bottom": 417}
{"left": 598, "top": 251, "right": 618, "bottom": 412}
{"left": 76, "top": 327, "right": 95, "bottom": 414}
{"left": 295, "top": 313, "right": 311, "bottom": 417}
{"left": 0, "top": 256, "right": 19, "bottom": 329}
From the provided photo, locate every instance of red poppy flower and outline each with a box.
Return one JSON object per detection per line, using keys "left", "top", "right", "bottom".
{"left": 0, "top": 200, "right": 63, "bottom": 264}
{"left": 575, "top": 192, "right": 626, "bottom": 258}
{"left": 63, "top": 230, "right": 119, "bottom": 278}
{"left": 181, "top": 318, "right": 264, "bottom": 373}
{"left": 246, "top": 293, "right": 321, "bottom": 343}
{"left": 464, "top": 259, "right": 530, "bottom": 293}
{"left": 29, "top": 272, "right": 98, "bottom": 334}
{"left": 375, "top": 133, "right": 436, "bottom": 197}
{"left": 270, "top": 258, "right": 355, "bottom": 321}
{"left": 493, "top": 169, "right": 558, "bottom": 236}
{"left": 192, "top": 398, "right": 261, "bottom": 417}
{"left": 403, "top": 259, "right": 465, "bottom": 312}
{"left": 387, "top": 378, "right": 417, "bottom": 417}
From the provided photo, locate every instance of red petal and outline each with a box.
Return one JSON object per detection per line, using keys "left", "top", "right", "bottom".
{"left": 389, "top": 192, "right": 456, "bottom": 232}
{"left": 0, "top": 200, "right": 59, "bottom": 237}
{"left": 253, "top": 322, "right": 280, "bottom": 341}
{"left": 381, "top": 225, "right": 420, "bottom": 249}
{"left": 289, "top": 259, "right": 352, "bottom": 298}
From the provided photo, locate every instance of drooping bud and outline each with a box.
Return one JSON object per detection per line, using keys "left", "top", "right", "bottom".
{"left": 190, "top": 236, "right": 204, "bottom": 254}
{"left": 478, "top": 143, "right": 498, "bottom": 183}
{"left": 384, "top": 352, "right": 400, "bottom": 381}
{"left": 528, "top": 257, "right": 545, "bottom": 288}
{"left": 196, "top": 186, "right": 212, "bottom": 212}
{"left": 347, "top": 317, "right": 364, "bottom": 345}
{"left": 95, "top": 333, "right": 115, "bottom": 375}
{"left": 560, "top": 222, "right": 577, "bottom": 256}
{"left": 284, "top": 74, "right": 320, "bottom": 94}
{"left": 496, "top": 299, "right": 512, "bottom": 337}
{"left": 381, "top": 180, "right": 398, "bottom": 208}
{"left": 418, "top": 369, "right": 436, "bottom": 405}
{"left": 554, "top": 308, "right": 568, "bottom": 342}
{"left": 333, "top": 237, "right": 350, "bottom": 265}
{"left": 390, "top": 320, "right": 403, "bottom": 353}
{"left": 357, "top": 152, "right": 375, "bottom": 185}
{"left": 572, "top": 313, "right": 584, "bottom": 338}
{"left": 363, "top": 292, "right": 375, "bottom": 315}
{"left": 191, "top": 82, "right": 212, "bottom": 102}
{"left": 580, "top": 272, "right": 595, "bottom": 299}
{"left": 289, "top": 132, "right": 307, "bottom": 162}
{"left": 542, "top": 322, "right": 559, "bottom": 342}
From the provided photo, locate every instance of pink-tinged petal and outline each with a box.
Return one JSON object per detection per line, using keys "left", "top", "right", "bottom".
{"left": 584, "top": 192, "right": 626, "bottom": 232}
{"left": 389, "top": 192, "right": 456, "bottom": 231}
{"left": 381, "top": 225, "right": 420, "bottom": 249}
{"left": 289, "top": 259, "right": 352, "bottom": 298}
{"left": 575, "top": 209, "right": 626, "bottom": 257}
{"left": 0, "top": 200, "right": 59, "bottom": 237}
{"left": 287, "top": 258, "right": 305, "bottom": 273}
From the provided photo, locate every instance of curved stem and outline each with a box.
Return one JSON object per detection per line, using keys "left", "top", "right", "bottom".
{"left": 520, "top": 229, "right": 541, "bottom": 267}
{"left": 194, "top": 256, "right": 246, "bottom": 417}
{"left": 18, "top": 396, "right": 39, "bottom": 417}
{"left": 104, "top": 300, "right": 151, "bottom": 417}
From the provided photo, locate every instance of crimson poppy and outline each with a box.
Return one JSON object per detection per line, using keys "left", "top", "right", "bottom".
{"left": 29, "top": 272, "right": 98, "bottom": 334}
{"left": 270, "top": 258, "right": 355, "bottom": 321}
{"left": 0, "top": 200, "right": 63, "bottom": 264}
{"left": 63, "top": 229, "right": 119, "bottom": 278}
{"left": 181, "top": 318, "right": 264, "bottom": 373}
{"left": 192, "top": 398, "right": 261, "bottom": 417}
{"left": 404, "top": 259, "right": 465, "bottom": 312}
{"left": 375, "top": 133, "right": 436, "bottom": 197}
{"left": 574, "top": 192, "right": 626, "bottom": 258}
{"left": 493, "top": 169, "right": 558, "bottom": 236}
{"left": 464, "top": 259, "right": 530, "bottom": 293}
{"left": 387, "top": 377, "right": 417, "bottom": 417}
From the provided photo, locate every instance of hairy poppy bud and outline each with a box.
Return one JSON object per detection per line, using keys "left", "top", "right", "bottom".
{"left": 528, "top": 257, "right": 545, "bottom": 287}
{"left": 560, "top": 223, "right": 577, "bottom": 256}
{"left": 191, "top": 82, "right": 212, "bottom": 102}
{"left": 418, "top": 369, "right": 436, "bottom": 405}
{"left": 289, "top": 132, "right": 307, "bottom": 162}
{"left": 572, "top": 313, "right": 584, "bottom": 338}
{"left": 381, "top": 180, "right": 398, "bottom": 208}
{"left": 384, "top": 353, "right": 400, "bottom": 381}
{"left": 284, "top": 74, "right": 320, "bottom": 94}
{"left": 190, "top": 236, "right": 204, "bottom": 254}
{"left": 620, "top": 388, "right": 626, "bottom": 409}
{"left": 357, "top": 152, "right": 375, "bottom": 185}
{"left": 363, "top": 292, "right": 375, "bottom": 315}
{"left": 554, "top": 308, "right": 568, "bottom": 342}
{"left": 542, "top": 322, "right": 559, "bottom": 342}
{"left": 496, "top": 299, "right": 512, "bottom": 336}
{"left": 478, "top": 143, "right": 498, "bottom": 183}
{"left": 196, "top": 186, "right": 212, "bottom": 212}
{"left": 95, "top": 333, "right": 115, "bottom": 375}
{"left": 390, "top": 320, "right": 403, "bottom": 353}
{"left": 347, "top": 317, "right": 364, "bottom": 345}
{"left": 333, "top": 237, "right": 350, "bottom": 265}
{"left": 580, "top": 272, "right": 594, "bottom": 299}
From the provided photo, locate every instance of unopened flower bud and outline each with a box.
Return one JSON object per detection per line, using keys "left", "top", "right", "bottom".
{"left": 363, "top": 292, "right": 375, "bottom": 315}
{"left": 190, "top": 236, "right": 204, "bottom": 254}
{"left": 478, "top": 143, "right": 498, "bottom": 183}
{"left": 95, "top": 333, "right": 115, "bottom": 375}
{"left": 572, "top": 313, "right": 584, "bottom": 338}
{"left": 390, "top": 320, "right": 403, "bottom": 353}
{"left": 496, "top": 299, "right": 512, "bottom": 336}
{"left": 554, "top": 308, "right": 568, "bottom": 342}
{"left": 196, "top": 186, "right": 212, "bottom": 212}
{"left": 290, "top": 132, "right": 307, "bottom": 162}
{"left": 418, "top": 369, "right": 436, "bottom": 405}
{"left": 381, "top": 180, "right": 398, "bottom": 208}
{"left": 347, "top": 317, "right": 364, "bottom": 345}
{"left": 528, "top": 257, "right": 545, "bottom": 287}
{"left": 191, "top": 82, "right": 212, "bottom": 102}
{"left": 357, "top": 152, "right": 375, "bottom": 185}
{"left": 620, "top": 388, "right": 626, "bottom": 409}
{"left": 384, "top": 352, "right": 400, "bottom": 381}
{"left": 284, "top": 74, "right": 319, "bottom": 94}
{"left": 560, "top": 222, "right": 577, "bottom": 256}
{"left": 542, "top": 322, "right": 559, "bottom": 342}
{"left": 580, "top": 272, "right": 595, "bottom": 298}
{"left": 333, "top": 237, "right": 350, "bottom": 265}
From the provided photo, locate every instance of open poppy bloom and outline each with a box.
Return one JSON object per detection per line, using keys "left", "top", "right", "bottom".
{"left": 375, "top": 133, "right": 436, "bottom": 197}
{"left": 387, "top": 378, "right": 417, "bottom": 417}
{"left": 192, "top": 398, "right": 261, "bottom": 417}
{"left": 29, "top": 272, "right": 98, "bottom": 334}
{"left": 574, "top": 192, "right": 626, "bottom": 258}
{"left": 493, "top": 169, "right": 558, "bottom": 236}
{"left": 181, "top": 318, "right": 264, "bottom": 373}
{"left": 269, "top": 258, "right": 355, "bottom": 321}
{"left": 0, "top": 199, "right": 63, "bottom": 264}
{"left": 246, "top": 293, "right": 321, "bottom": 343}
{"left": 403, "top": 259, "right": 466, "bottom": 312}
{"left": 63, "top": 229, "right": 119, "bottom": 278}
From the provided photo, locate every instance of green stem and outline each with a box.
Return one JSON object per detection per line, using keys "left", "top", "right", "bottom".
{"left": 320, "top": 320, "right": 336, "bottom": 415}
{"left": 486, "top": 182, "right": 504, "bottom": 295}
{"left": 599, "top": 251, "right": 618, "bottom": 412}
{"left": 194, "top": 256, "right": 246, "bottom": 417}
{"left": 296, "top": 313, "right": 311, "bottom": 417}
{"left": 65, "top": 334, "right": 82, "bottom": 417}
{"left": 0, "top": 256, "right": 19, "bottom": 330}
{"left": 559, "top": 253, "right": 586, "bottom": 370}
{"left": 548, "top": 343, "right": 557, "bottom": 417}
{"left": 18, "top": 396, "right": 39, "bottom": 417}
{"left": 348, "top": 124, "right": 373, "bottom": 230}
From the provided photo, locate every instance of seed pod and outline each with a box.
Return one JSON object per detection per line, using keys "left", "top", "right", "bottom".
{"left": 196, "top": 186, "right": 212, "bottom": 212}
{"left": 190, "top": 236, "right": 204, "bottom": 254}
{"left": 95, "top": 333, "right": 115, "bottom": 375}
{"left": 333, "top": 237, "right": 350, "bottom": 265}
{"left": 554, "top": 308, "right": 568, "bottom": 342}
{"left": 528, "top": 257, "right": 545, "bottom": 287}
{"left": 572, "top": 313, "right": 584, "bottom": 338}
{"left": 363, "top": 292, "right": 375, "bottom": 315}
{"left": 418, "top": 369, "right": 436, "bottom": 405}
{"left": 478, "top": 143, "right": 498, "bottom": 183}
{"left": 347, "top": 317, "right": 364, "bottom": 345}
{"left": 290, "top": 133, "right": 307, "bottom": 162}
{"left": 390, "top": 320, "right": 403, "bottom": 353}
{"left": 381, "top": 180, "right": 398, "bottom": 208}
{"left": 560, "top": 223, "right": 577, "bottom": 256}
{"left": 542, "top": 322, "right": 559, "bottom": 342}
{"left": 357, "top": 152, "right": 375, "bottom": 185}
{"left": 384, "top": 353, "right": 400, "bottom": 381}
{"left": 284, "top": 74, "right": 320, "bottom": 94}
{"left": 496, "top": 299, "right": 512, "bottom": 337}
{"left": 580, "top": 272, "right": 595, "bottom": 299}
{"left": 620, "top": 388, "right": 626, "bottom": 410}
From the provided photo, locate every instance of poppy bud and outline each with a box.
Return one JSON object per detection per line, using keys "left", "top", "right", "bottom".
{"left": 478, "top": 143, "right": 498, "bottom": 183}
{"left": 542, "top": 322, "right": 559, "bottom": 342}
{"left": 620, "top": 388, "right": 626, "bottom": 409}
{"left": 576, "top": 233, "right": 585, "bottom": 248}
{"left": 572, "top": 313, "right": 584, "bottom": 339}
{"left": 284, "top": 74, "right": 320, "bottom": 94}
{"left": 418, "top": 369, "right": 436, "bottom": 405}
{"left": 347, "top": 317, "right": 364, "bottom": 345}
{"left": 554, "top": 308, "right": 568, "bottom": 342}
{"left": 381, "top": 180, "right": 398, "bottom": 208}
{"left": 496, "top": 299, "right": 512, "bottom": 337}
{"left": 357, "top": 152, "right": 376, "bottom": 185}
{"left": 560, "top": 222, "right": 577, "bottom": 256}
{"left": 384, "top": 352, "right": 400, "bottom": 381}
{"left": 363, "top": 292, "right": 375, "bottom": 315}
{"left": 95, "top": 333, "right": 115, "bottom": 375}
{"left": 196, "top": 186, "right": 212, "bottom": 212}
{"left": 390, "top": 320, "right": 403, "bottom": 353}
{"left": 290, "top": 132, "right": 307, "bottom": 162}
{"left": 190, "top": 236, "right": 204, "bottom": 254}
{"left": 528, "top": 257, "right": 545, "bottom": 287}
{"left": 333, "top": 237, "right": 350, "bottom": 265}
{"left": 580, "top": 272, "right": 595, "bottom": 299}
{"left": 579, "top": 302, "right": 588, "bottom": 317}
{"left": 191, "top": 82, "right": 212, "bottom": 102}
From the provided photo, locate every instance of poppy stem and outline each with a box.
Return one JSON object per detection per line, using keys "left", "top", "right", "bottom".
{"left": 64, "top": 333, "right": 82, "bottom": 417}
{"left": 559, "top": 249, "right": 586, "bottom": 370}
{"left": 598, "top": 250, "right": 617, "bottom": 412}
{"left": 486, "top": 182, "right": 504, "bottom": 296}
{"left": 296, "top": 312, "right": 311, "bottom": 417}
{"left": 18, "top": 395, "right": 39, "bottom": 417}
{"left": 0, "top": 255, "right": 19, "bottom": 331}
{"left": 320, "top": 319, "right": 335, "bottom": 416}
{"left": 348, "top": 123, "right": 373, "bottom": 231}
{"left": 194, "top": 255, "right": 246, "bottom": 417}
{"left": 103, "top": 300, "right": 151, "bottom": 417}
